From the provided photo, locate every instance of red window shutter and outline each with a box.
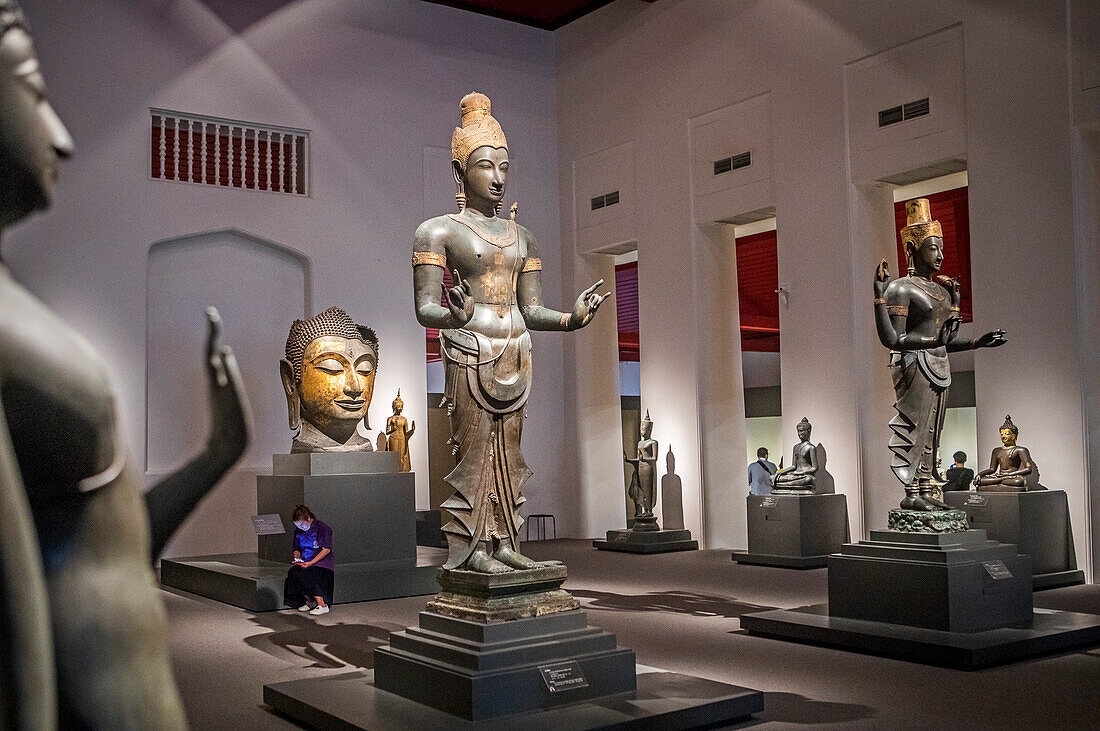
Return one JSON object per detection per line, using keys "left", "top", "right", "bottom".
{"left": 736, "top": 230, "right": 780, "bottom": 352}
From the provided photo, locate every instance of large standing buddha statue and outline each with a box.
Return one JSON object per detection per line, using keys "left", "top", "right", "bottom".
{"left": 412, "top": 93, "right": 608, "bottom": 573}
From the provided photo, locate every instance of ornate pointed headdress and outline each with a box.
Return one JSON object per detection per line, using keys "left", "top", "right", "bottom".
{"left": 1000, "top": 414, "right": 1018, "bottom": 436}
{"left": 642, "top": 410, "right": 653, "bottom": 428}
{"left": 451, "top": 92, "right": 508, "bottom": 168}
{"left": 899, "top": 198, "right": 943, "bottom": 250}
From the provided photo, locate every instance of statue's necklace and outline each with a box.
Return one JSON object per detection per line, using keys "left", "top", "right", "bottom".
{"left": 908, "top": 275, "right": 945, "bottom": 301}
{"left": 446, "top": 213, "right": 517, "bottom": 248}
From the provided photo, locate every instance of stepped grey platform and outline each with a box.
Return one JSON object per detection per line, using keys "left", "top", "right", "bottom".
{"left": 740, "top": 603, "right": 1100, "bottom": 669}
{"left": 740, "top": 528, "right": 1100, "bottom": 667}
{"left": 160, "top": 451, "right": 441, "bottom": 610}
{"left": 593, "top": 528, "right": 698, "bottom": 553}
{"left": 263, "top": 665, "right": 764, "bottom": 730}
{"left": 944, "top": 490, "right": 1084, "bottom": 589}
{"left": 732, "top": 493, "right": 849, "bottom": 568}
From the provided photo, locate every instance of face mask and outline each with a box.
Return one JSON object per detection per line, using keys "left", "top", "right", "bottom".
{"left": 295, "top": 521, "right": 309, "bottom": 531}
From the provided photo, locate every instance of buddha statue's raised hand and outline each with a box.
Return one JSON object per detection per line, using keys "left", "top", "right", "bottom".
{"left": 567, "top": 279, "right": 612, "bottom": 330}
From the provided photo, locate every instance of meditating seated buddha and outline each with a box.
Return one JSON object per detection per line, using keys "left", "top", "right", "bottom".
{"left": 279, "top": 307, "right": 379, "bottom": 453}
{"left": 973, "top": 414, "right": 1043, "bottom": 492}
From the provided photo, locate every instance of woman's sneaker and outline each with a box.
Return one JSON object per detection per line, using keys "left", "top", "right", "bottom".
{"left": 297, "top": 604, "right": 312, "bottom": 611}
{"left": 309, "top": 605, "right": 330, "bottom": 616}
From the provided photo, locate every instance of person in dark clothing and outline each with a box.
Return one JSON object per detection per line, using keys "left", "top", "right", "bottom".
{"left": 284, "top": 505, "right": 334, "bottom": 615}
{"left": 943, "top": 451, "right": 974, "bottom": 492}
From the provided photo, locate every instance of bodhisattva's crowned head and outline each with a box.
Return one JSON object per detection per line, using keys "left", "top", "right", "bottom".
{"left": 280, "top": 307, "right": 379, "bottom": 447}
{"left": 0, "top": 0, "right": 74, "bottom": 228}
{"left": 900, "top": 198, "right": 944, "bottom": 276}
{"left": 640, "top": 410, "right": 654, "bottom": 440}
{"left": 451, "top": 92, "right": 508, "bottom": 213}
{"left": 1000, "top": 414, "right": 1019, "bottom": 446}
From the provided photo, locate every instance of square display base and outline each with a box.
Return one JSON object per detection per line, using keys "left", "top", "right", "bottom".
{"left": 944, "top": 490, "right": 1084, "bottom": 589}
{"left": 733, "top": 493, "right": 849, "bottom": 568}
{"left": 740, "top": 603, "right": 1100, "bottom": 669}
{"left": 592, "top": 529, "right": 698, "bottom": 554}
{"left": 264, "top": 666, "right": 763, "bottom": 729}
{"left": 159, "top": 549, "right": 441, "bottom": 611}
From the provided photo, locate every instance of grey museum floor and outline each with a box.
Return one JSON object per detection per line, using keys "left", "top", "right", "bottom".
{"left": 162, "top": 539, "right": 1100, "bottom": 730}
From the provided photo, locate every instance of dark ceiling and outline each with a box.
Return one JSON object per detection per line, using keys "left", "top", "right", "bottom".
{"left": 423, "top": 0, "right": 647, "bottom": 30}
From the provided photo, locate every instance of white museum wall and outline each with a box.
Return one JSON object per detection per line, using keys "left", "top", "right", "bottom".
{"left": 556, "top": 0, "right": 1095, "bottom": 574}
{"left": 5, "top": 0, "right": 566, "bottom": 558}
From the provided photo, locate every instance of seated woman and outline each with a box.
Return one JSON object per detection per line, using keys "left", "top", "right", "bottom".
{"left": 284, "top": 505, "right": 334, "bottom": 615}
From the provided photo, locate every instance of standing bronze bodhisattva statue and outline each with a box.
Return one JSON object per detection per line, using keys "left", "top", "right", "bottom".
{"left": 0, "top": 2, "right": 251, "bottom": 726}
{"left": 624, "top": 410, "right": 659, "bottom": 531}
{"left": 412, "top": 93, "right": 609, "bottom": 573}
{"left": 873, "top": 198, "right": 1006, "bottom": 518}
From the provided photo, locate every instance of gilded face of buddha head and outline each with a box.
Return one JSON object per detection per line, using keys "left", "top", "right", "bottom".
{"left": 280, "top": 308, "right": 379, "bottom": 447}
{"left": 999, "top": 427, "right": 1017, "bottom": 447}
{"left": 392, "top": 392, "right": 403, "bottom": 415}
{"left": 0, "top": 5, "right": 74, "bottom": 228}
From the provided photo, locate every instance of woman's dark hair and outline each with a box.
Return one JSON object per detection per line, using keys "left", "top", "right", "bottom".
{"left": 291, "top": 504, "right": 315, "bottom": 522}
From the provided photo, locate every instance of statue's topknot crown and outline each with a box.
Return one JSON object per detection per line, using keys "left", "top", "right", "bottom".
{"left": 900, "top": 197, "right": 943, "bottom": 249}
{"left": 451, "top": 91, "right": 508, "bottom": 167}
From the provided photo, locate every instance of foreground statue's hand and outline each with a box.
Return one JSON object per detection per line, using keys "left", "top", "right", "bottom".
{"left": 974, "top": 329, "right": 1007, "bottom": 349}
{"left": 568, "top": 279, "right": 611, "bottom": 330}
{"left": 204, "top": 307, "right": 251, "bottom": 461}
{"left": 873, "top": 259, "right": 890, "bottom": 298}
{"left": 445, "top": 269, "right": 475, "bottom": 326}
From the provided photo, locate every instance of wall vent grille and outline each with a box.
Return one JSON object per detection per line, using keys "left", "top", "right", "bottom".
{"left": 590, "top": 190, "right": 620, "bottom": 210}
{"left": 878, "top": 97, "right": 931, "bottom": 127}
{"left": 150, "top": 109, "right": 309, "bottom": 195}
{"left": 713, "top": 151, "right": 752, "bottom": 176}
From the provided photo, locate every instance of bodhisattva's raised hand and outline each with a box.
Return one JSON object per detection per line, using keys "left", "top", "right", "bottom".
{"left": 445, "top": 269, "right": 475, "bottom": 326}
{"left": 974, "top": 329, "right": 1007, "bottom": 349}
{"left": 873, "top": 259, "right": 891, "bottom": 298}
{"left": 204, "top": 307, "right": 251, "bottom": 462}
{"left": 568, "top": 279, "right": 611, "bottom": 330}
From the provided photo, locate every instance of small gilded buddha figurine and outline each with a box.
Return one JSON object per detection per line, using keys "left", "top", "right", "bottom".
{"left": 772, "top": 417, "right": 818, "bottom": 493}
{"left": 873, "top": 198, "right": 1006, "bottom": 512}
{"left": 974, "top": 415, "right": 1041, "bottom": 491}
{"left": 624, "top": 411, "right": 659, "bottom": 531}
{"left": 412, "top": 92, "right": 608, "bottom": 573}
{"left": 384, "top": 390, "right": 415, "bottom": 472}
{"left": 279, "top": 307, "right": 379, "bottom": 453}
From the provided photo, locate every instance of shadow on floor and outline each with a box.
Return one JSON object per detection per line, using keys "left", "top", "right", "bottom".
{"left": 756, "top": 692, "right": 876, "bottom": 725}
{"left": 570, "top": 589, "right": 774, "bottom": 618}
{"left": 243, "top": 611, "right": 400, "bottom": 670}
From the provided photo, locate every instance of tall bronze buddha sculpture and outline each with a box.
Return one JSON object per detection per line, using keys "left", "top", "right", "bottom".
{"left": 280, "top": 307, "right": 378, "bottom": 453}
{"left": 873, "top": 198, "right": 1006, "bottom": 514}
{"left": 412, "top": 92, "right": 608, "bottom": 573}
{"left": 0, "top": 2, "right": 250, "bottom": 726}
{"left": 624, "top": 411, "right": 659, "bottom": 530}
{"left": 384, "top": 390, "right": 415, "bottom": 472}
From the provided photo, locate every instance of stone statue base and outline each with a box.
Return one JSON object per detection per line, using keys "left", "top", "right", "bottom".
{"left": 630, "top": 513, "right": 660, "bottom": 532}
{"left": 887, "top": 508, "right": 968, "bottom": 533}
{"left": 425, "top": 563, "right": 578, "bottom": 623}
{"left": 976, "top": 484, "right": 1028, "bottom": 493}
{"left": 944, "top": 490, "right": 1084, "bottom": 589}
{"left": 733, "top": 494, "right": 849, "bottom": 569}
{"left": 593, "top": 528, "right": 698, "bottom": 554}
{"left": 771, "top": 488, "right": 814, "bottom": 495}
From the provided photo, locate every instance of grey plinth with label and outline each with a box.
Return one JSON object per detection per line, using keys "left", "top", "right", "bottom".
{"left": 733, "top": 493, "right": 849, "bottom": 568}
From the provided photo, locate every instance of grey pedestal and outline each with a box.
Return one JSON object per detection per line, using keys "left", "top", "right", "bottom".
{"left": 159, "top": 452, "right": 441, "bottom": 610}
{"left": 593, "top": 528, "right": 698, "bottom": 554}
{"left": 943, "top": 490, "right": 1084, "bottom": 589}
{"left": 740, "top": 528, "right": 1100, "bottom": 667}
{"left": 732, "top": 493, "right": 849, "bottom": 568}
{"left": 263, "top": 666, "right": 765, "bottom": 730}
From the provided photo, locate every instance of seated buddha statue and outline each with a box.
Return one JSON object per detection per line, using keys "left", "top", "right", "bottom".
{"left": 974, "top": 415, "right": 1042, "bottom": 492}
{"left": 772, "top": 417, "right": 817, "bottom": 493}
{"left": 279, "top": 307, "right": 379, "bottom": 453}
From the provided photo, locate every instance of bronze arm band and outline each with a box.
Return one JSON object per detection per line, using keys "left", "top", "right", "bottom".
{"left": 559, "top": 313, "right": 571, "bottom": 330}
{"left": 412, "top": 251, "right": 447, "bottom": 268}
{"left": 521, "top": 258, "right": 542, "bottom": 273}
{"left": 874, "top": 298, "right": 886, "bottom": 305}
{"left": 886, "top": 305, "right": 908, "bottom": 316}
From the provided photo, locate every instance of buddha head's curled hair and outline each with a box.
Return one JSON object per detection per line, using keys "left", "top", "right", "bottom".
{"left": 0, "top": 0, "right": 28, "bottom": 37}
{"left": 284, "top": 307, "right": 378, "bottom": 384}
{"left": 1000, "top": 414, "right": 1018, "bottom": 437}
{"left": 451, "top": 92, "right": 508, "bottom": 169}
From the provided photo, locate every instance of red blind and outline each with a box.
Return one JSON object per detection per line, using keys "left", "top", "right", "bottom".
{"left": 894, "top": 187, "right": 972, "bottom": 322}
{"left": 736, "top": 230, "right": 780, "bottom": 352}
{"left": 615, "top": 262, "right": 639, "bottom": 362}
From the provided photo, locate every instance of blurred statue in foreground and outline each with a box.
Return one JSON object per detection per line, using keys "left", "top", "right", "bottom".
{"left": 624, "top": 411, "right": 659, "bottom": 530}
{"left": 412, "top": 92, "right": 609, "bottom": 573}
{"left": 0, "top": 3, "right": 250, "bottom": 726}
{"left": 383, "top": 390, "right": 415, "bottom": 472}
{"left": 974, "top": 415, "right": 1041, "bottom": 491}
{"left": 280, "top": 307, "right": 378, "bottom": 453}
{"left": 873, "top": 199, "right": 1005, "bottom": 521}
{"left": 772, "top": 417, "right": 817, "bottom": 493}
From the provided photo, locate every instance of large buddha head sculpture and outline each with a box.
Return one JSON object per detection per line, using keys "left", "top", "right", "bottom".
{"left": 280, "top": 307, "right": 379, "bottom": 452}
